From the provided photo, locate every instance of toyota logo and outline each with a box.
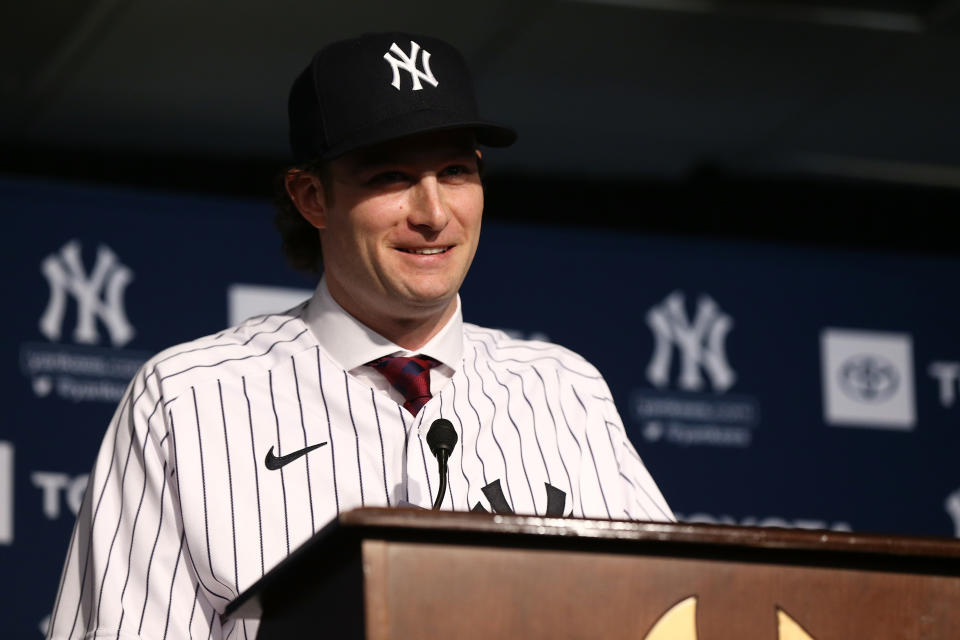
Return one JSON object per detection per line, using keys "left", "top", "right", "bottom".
{"left": 838, "top": 354, "right": 900, "bottom": 402}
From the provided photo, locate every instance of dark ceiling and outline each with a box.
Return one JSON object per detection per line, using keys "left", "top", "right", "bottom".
{"left": 3, "top": 0, "right": 960, "bottom": 188}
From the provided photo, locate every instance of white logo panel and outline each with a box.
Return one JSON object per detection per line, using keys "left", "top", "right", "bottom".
{"left": 947, "top": 488, "right": 960, "bottom": 538}
{"left": 228, "top": 284, "right": 313, "bottom": 326}
{"left": 821, "top": 328, "right": 916, "bottom": 429}
{"left": 383, "top": 40, "right": 439, "bottom": 91}
{"left": 0, "top": 441, "right": 13, "bottom": 545}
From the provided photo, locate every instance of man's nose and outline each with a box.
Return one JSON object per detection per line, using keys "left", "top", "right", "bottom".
{"left": 408, "top": 176, "right": 450, "bottom": 232}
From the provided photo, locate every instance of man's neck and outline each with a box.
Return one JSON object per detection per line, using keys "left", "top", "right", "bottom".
{"left": 361, "top": 303, "right": 457, "bottom": 351}
{"left": 326, "top": 285, "right": 457, "bottom": 351}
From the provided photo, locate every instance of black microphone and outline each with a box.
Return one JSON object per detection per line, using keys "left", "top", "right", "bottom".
{"left": 426, "top": 418, "right": 458, "bottom": 510}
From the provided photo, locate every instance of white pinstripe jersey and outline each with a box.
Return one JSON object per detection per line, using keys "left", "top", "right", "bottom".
{"left": 47, "top": 303, "right": 674, "bottom": 640}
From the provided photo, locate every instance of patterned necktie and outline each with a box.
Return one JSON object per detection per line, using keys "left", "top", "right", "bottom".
{"left": 367, "top": 355, "right": 439, "bottom": 416}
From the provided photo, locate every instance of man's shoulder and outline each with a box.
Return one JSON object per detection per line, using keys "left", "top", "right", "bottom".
{"left": 461, "top": 322, "right": 604, "bottom": 382}
{"left": 141, "top": 303, "right": 315, "bottom": 395}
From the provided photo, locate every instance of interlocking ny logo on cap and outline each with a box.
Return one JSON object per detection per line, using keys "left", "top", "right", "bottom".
{"left": 383, "top": 40, "right": 438, "bottom": 91}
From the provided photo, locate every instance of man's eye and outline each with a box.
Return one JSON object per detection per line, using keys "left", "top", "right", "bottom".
{"left": 370, "top": 171, "right": 407, "bottom": 185}
{"left": 441, "top": 164, "right": 473, "bottom": 178}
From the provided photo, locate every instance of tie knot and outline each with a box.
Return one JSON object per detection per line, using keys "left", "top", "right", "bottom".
{"left": 367, "top": 355, "right": 439, "bottom": 416}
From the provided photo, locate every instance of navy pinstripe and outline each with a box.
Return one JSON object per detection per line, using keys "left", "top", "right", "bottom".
{"left": 216, "top": 382, "right": 240, "bottom": 595}
{"left": 448, "top": 379, "right": 473, "bottom": 501}
{"left": 484, "top": 357, "right": 536, "bottom": 509}
{"left": 241, "top": 377, "right": 265, "bottom": 577}
{"left": 161, "top": 530, "right": 187, "bottom": 640}
{"left": 317, "top": 348, "right": 339, "bottom": 516}
{"left": 469, "top": 348, "right": 515, "bottom": 510}
{"left": 532, "top": 365, "right": 573, "bottom": 497}
{"left": 371, "top": 389, "right": 391, "bottom": 506}
{"left": 344, "top": 372, "right": 365, "bottom": 506}
{"left": 290, "top": 358, "right": 316, "bottom": 532}
{"left": 267, "top": 371, "right": 291, "bottom": 555}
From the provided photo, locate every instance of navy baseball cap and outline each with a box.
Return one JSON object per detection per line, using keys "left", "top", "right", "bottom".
{"left": 288, "top": 32, "right": 517, "bottom": 163}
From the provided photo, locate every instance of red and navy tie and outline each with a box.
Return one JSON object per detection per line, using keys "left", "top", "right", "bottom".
{"left": 367, "top": 355, "right": 439, "bottom": 416}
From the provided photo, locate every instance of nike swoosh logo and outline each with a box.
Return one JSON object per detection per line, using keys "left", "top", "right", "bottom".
{"left": 264, "top": 442, "right": 327, "bottom": 470}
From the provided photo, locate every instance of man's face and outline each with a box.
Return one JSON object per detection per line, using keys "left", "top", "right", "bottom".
{"left": 317, "top": 130, "right": 484, "bottom": 330}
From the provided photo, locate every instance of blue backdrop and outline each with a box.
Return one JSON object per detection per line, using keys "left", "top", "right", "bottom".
{"left": 2, "top": 176, "right": 958, "bottom": 637}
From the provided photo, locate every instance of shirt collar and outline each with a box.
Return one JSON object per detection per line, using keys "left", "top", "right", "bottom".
{"left": 303, "top": 275, "right": 464, "bottom": 372}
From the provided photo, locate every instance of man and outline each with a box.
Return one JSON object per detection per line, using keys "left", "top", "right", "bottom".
{"left": 47, "top": 33, "right": 673, "bottom": 639}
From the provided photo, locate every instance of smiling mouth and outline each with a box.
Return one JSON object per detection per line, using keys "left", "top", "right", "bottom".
{"left": 397, "top": 247, "right": 452, "bottom": 255}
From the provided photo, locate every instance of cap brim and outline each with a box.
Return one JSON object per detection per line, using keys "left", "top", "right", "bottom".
{"left": 317, "top": 109, "right": 516, "bottom": 161}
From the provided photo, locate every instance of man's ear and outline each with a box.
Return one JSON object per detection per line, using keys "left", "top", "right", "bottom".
{"left": 285, "top": 169, "right": 327, "bottom": 230}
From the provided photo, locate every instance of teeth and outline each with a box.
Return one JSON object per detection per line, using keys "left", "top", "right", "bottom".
{"left": 403, "top": 247, "right": 447, "bottom": 255}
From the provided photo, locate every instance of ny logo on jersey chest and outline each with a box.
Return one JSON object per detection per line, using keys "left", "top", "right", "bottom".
{"left": 471, "top": 479, "right": 570, "bottom": 517}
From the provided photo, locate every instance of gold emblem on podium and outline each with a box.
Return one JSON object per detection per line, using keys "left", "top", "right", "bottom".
{"left": 643, "top": 596, "right": 817, "bottom": 639}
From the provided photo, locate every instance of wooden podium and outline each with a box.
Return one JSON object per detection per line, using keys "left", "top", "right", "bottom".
{"left": 224, "top": 508, "right": 960, "bottom": 639}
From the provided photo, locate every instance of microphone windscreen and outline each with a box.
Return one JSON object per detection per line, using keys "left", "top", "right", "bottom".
{"left": 426, "top": 418, "right": 458, "bottom": 457}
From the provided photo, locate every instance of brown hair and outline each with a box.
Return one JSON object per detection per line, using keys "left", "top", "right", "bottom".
{"left": 273, "top": 160, "right": 329, "bottom": 273}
